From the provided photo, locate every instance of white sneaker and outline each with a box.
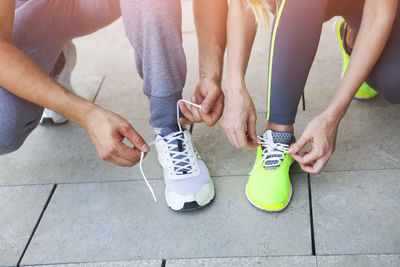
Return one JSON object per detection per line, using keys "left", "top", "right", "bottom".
{"left": 40, "top": 41, "right": 77, "bottom": 125}
{"left": 154, "top": 127, "right": 215, "bottom": 211}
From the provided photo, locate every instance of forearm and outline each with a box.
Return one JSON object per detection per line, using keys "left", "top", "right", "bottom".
{"left": 0, "top": 40, "right": 97, "bottom": 128}
{"left": 194, "top": 0, "right": 228, "bottom": 82}
{"left": 226, "top": 0, "right": 257, "bottom": 91}
{"left": 326, "top": 0, "right": 398, "bottom": 121}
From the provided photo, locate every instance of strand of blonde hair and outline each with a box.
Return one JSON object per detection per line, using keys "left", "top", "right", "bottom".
{"left": 247, "top": 0, "right": 274, "bottom": 24}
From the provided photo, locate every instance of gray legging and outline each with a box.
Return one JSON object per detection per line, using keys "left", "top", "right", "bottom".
{"left": 0, "top": 0, "right": 186, "bottom": 154}
{"left": 267, "top": 0, "right": 400, "bottom": 125}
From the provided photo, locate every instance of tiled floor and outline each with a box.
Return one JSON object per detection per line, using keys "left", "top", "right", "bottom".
{"left": 1, "top": 1, "right": 399, "bottom": 266}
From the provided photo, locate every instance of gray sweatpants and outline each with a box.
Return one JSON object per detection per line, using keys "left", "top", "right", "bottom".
{"left": 0, "top": 0, "right": 186, "bottom": 155}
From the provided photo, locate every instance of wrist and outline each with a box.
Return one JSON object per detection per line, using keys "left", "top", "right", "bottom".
{"left": 225, "top": 77, "right": 246, "bottom": 94}
{"left": 66, "top": 96, "right": 101, "bottom": 130}
{"left": 199, "top": 68, "right": 223, "bottom": 84}
{"left": 322, "top": 106, "right": 345, "bottom": 126}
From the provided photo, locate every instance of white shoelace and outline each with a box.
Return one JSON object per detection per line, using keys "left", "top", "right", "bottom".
{"left": 139, "top": 99, "right": 201, "bottom": 202}
{"left": 249, "top": 136, "right": 289, "bottom": 175}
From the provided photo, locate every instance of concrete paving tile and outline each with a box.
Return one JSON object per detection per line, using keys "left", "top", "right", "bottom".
{"left": 167, "top": 256, "right": 317, "bottom": 267}
{"left": 0, "top": 185, "right": 53, "bottom": 266}
{"left": 25, "top": 259, "right": 162, "bottom": 267}
{"left": 22, "top": 174, "right": 310, "bottom": 264}
{"left": 311, "top": 169, "right": 400, "bottom": 255}
{"left": 317, "top": 254, "right": 400, "bottom": 267}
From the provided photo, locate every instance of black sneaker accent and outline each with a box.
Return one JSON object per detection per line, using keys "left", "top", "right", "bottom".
{"left": 40, "top": 118, "right": 54, "bottom": 124}
{"left": 340, "top": 21, "right": 353, "bottom": 56}
{"left": 182, "top": 201, "right": 200, "bottom": 211}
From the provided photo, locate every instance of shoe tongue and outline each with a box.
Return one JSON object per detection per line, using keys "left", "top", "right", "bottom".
{"left": 262, "top": 130, "right": 292, "bottom": 170}
{"left": 263, "top": 130, "right": 292, "bottom": 145}
{"left": 157, "top": 124, "right": 180, "bottom": 136}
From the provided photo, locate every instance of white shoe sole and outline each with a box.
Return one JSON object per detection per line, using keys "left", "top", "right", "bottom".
{"left": 165, "top": 182, "right": 215, "bottom": 211}
{"left": 245, "top": 183, "right": 293, "bottom": 212}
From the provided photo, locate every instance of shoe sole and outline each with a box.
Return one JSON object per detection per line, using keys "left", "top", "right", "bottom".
{"left": 354, "top": 94, "right": 378, "bottom": 100}
{"left": 40, "top": 117, "right": 69, "bottom": 125}
{"left": 165, "top": 182, "right": 215, "bottom": 212}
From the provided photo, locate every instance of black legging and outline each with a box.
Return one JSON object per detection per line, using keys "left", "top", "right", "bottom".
{"left": 267, "top": 0, "right": 400, "bottom": 125}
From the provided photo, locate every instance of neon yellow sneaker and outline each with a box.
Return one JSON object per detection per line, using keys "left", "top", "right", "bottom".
{"left": 336, "top": 18, "right": 378, "bottom": 100}
{"left": 246, "top": 130, "right": 294, "bottom": 212}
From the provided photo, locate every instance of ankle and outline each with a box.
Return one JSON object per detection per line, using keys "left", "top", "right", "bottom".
{"left": 265, "top": 122, "right": 294, "bottom": 135}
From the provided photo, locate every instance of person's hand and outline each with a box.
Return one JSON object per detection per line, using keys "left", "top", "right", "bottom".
{"left": 85, "top": 108, "right": 149, "bottom": 167}
{"left": 221, "top": 83, "right": 258, "bottom": 149}
{"left": 179, "top": 77, "right": 224, "bottom": 127}
{"left": 288, "top": 112, "right": 340, "bottom": 174}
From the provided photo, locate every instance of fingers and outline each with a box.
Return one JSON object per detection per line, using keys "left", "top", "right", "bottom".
{"left": 191, "top": 95, "right": 203, "bottom": 122}
{"left": 179, "top": 102, "right": 197, "bottom": 123}
{"left": 246, "top": 114, "right": 258, "bottom": 148}
{"left": 178, "top": 117, "right": 193, "bottom": 125}
{"left": 201, "top": 87, "right": 221, "bottom": 114}
{"left": 299, "top": 156, "right": 329, "bottom": 175}
{"left": 236, "top": 128, "right": 250, "bottom": 148}
{"left": 203, "top": 94, "right": 224, "bottom": 127}
{"left": 109, "top": 154, "right": 139, "bottom": 167}
{"left": 119, "top": 124, "right": 149, "bottom": 153}
{"left": 115, "top": 142, "right": 142, "bottom": 163}
{"left": 222, "top": 121, "right": 256, "bottom": 150}
{"left": 290, "top": 135, "right": 331, "bottom": 174}
{"left": 288, "top": 134, "right": 310, "bottom": 156}
{"left": 98, "top": 145, "right": 141, "bottom": 167}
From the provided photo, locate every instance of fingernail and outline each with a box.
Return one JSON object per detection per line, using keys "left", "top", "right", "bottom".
{"left": 142, "top": 144, "right": 150, "bottom": 152}
{"left": 288, "top": 147, "right": 293, "bottom": 153}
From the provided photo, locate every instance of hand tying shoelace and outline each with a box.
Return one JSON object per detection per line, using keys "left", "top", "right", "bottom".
{"left": 139, "top": 99, "right": 202, "bottom": 202}
{"left": 249, "top": 136, "right": 289, "bottom": 175}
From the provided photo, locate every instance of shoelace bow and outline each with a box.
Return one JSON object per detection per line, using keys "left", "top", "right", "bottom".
{"left": 139, "top": 99, "right": 201, "bottom": 202}
{"left": 249, "top": 137, "right": 289, "bottom": 175}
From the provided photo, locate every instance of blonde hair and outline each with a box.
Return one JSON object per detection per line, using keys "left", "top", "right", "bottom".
{"left": 247, "top": 0, "right": 273, "bottom": 24}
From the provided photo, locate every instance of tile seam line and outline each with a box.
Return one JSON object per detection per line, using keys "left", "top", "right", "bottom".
{"left": 21, "top": 259, "right": 164, "bottom": 267}
{"left": 316, "top": 252, "right": 400, "bottom": 257}
{"left": 161, "top": 254, "right": 317, "bottom": 261}
{"left": 3, "top": 164, "right": 400, "bottom": 187}
{"left": 308, "top": 173, "right": 316, "bottom": 256}
{"left": 2, "top": 166, "right": 400, "bottom": 188}
{"left": 20, "top": 254, "right": 400, "bottom": 267}
{"left": 23, "top": 253, "right": 400, "bottom": 266}
{"left": 17, "top": 184, "right": 58, "bottom": 267}
{"left": 22, "top": 255, "right": 319, "bottom": 266}
{"left": 91, "top": 75, "right": 106, "bottom": 103}
{"left": 0, "top": 172, "right": 304, "bottom": 188}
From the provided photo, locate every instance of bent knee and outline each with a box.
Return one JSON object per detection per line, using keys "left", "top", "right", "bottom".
{"left": 0, "top": 116, "right": 40, "bottom": 155}
{"left": 0, "top": 139, "right": 25, "bottom": 155}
